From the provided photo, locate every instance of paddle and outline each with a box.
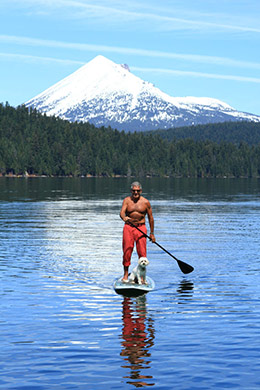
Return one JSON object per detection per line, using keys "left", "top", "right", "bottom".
{"left": 128, "top": 221, "right": 194, "bottom": 274}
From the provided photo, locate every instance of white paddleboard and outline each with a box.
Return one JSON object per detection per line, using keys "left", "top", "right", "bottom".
{"left": 113, "top": 276, "right": 155, "bottom": 297}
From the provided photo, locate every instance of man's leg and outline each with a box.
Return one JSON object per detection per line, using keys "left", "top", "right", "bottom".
{"left": 122, "top": 224, "right": 134, "bottom": 281}
{"left": 123, "top": 266, "right": 129, "bottom": 281}
{"left": 135, "top": 225, "right": 147, "bottom": 258}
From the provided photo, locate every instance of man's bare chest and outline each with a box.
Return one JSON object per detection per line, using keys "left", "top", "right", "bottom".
{"left": 127, "top": 199, "right": 146, "bottom": 214}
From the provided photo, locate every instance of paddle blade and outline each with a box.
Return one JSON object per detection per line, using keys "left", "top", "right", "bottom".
{"left": 177, "top": 259, "right": 194, "bottom": 274}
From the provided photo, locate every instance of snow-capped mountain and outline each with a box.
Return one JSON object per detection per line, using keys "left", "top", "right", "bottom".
{"left": 25, "top": 55, "right": 260, "bottom": 132}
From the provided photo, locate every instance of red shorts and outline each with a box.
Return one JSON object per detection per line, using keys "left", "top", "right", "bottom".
{"left": 122, "top": 223, "right": 147, "bottom": 267}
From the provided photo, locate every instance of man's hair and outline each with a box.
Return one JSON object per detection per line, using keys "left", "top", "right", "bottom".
{"left": 131, "top": 181, "right": 142, "bottom": 189}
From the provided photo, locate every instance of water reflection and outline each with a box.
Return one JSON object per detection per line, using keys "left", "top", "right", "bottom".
{"left": 177, "top": 280, "right": 194, "bottom": 297}
{"left": 120, "top": 296, "right": 155, "bottom": 388}
{"left": 175, "top": 280, "right": 194, "bottom": 308}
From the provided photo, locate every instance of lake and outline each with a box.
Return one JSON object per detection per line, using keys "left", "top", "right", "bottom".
{"left": 0, "top": 177, "right": 259, "bottom": 389}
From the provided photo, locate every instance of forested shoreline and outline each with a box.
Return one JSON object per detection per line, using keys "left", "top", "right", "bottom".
{"left": 0, "top": 103, "right": 259, "bottom": 178}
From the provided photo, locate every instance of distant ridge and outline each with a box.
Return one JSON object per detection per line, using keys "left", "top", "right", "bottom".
{"left": 26, "top": 55, "right": 260, "bottom": 132}
{"left": 151, "top": 121, "right": 260, "bottom": 145}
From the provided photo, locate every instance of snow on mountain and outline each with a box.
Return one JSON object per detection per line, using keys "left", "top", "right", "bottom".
{"left": 25, "top": 55, "right": 260, "bottom": 131}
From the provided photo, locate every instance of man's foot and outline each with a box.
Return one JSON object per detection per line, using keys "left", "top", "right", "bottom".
{"left": 122, "top": 278, "right": 129, "bottom": 283}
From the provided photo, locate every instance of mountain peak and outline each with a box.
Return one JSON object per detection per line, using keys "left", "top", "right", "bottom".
{"left": 86, "top": 54, "right": 116, "bottom": 69}
{"left": 78, "top": 55, "right": 130, "bottom": 78}
{"left": 26, "top": 55, "right": 260, "bottom": 131}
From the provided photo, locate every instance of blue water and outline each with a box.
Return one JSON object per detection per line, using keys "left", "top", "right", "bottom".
{"left": 0, "top": 178, "right": 259, "bottom": 389}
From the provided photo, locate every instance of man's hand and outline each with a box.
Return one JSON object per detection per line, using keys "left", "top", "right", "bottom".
{"left": 150, "top": 233, "right": 156, "bottom": 243}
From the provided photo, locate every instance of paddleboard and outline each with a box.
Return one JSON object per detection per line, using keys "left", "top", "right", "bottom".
{"left": 113, "top": 276, "right": 155, "bottom": 297}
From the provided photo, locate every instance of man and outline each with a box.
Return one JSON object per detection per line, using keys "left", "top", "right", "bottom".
{"left": 120, "top": 181, "right": 155, "bottom": 282}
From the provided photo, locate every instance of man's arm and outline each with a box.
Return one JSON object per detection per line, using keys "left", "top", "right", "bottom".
{"left": 120, "top": 198, "right": 131, "bottom": 222}
{"left": 146, "top": 201, "right": 156, "bottom": 242}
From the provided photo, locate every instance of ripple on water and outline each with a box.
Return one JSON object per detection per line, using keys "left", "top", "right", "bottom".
{"left": 0, "top": 180, "right": 260, "bottom": 389}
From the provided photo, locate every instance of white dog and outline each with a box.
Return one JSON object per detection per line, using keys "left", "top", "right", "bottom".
{"left": 129, "top": 257, "right": 149, "bottom": 284}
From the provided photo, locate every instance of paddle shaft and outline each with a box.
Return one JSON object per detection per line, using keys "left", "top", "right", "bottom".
{"left": 128, "top": 221, "right": 194, "bottom": 274}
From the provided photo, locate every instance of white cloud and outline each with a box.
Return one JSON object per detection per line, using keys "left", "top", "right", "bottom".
{"left": 1, "top": 35, "right": 260, "bottom": 70}
{"left": 132, "top": 67, "right": 260, "bottom": 84}
{"left": 1, "top": 50, "right": 260, "bottom": 84}
{"left": 0, "top": 52, "right": 83, "bottom": 65}
{"left": 2, "top": 0, "right": 260, "bottom": 33}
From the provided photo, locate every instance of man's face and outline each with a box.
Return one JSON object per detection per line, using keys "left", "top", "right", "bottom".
{"left": 131, "top": 186, "right": 142, "bottom": 200}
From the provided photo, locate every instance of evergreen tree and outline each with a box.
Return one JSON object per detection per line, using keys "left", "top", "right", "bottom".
{"left": 0, "top": 103, "right": 259, "bottom": 178}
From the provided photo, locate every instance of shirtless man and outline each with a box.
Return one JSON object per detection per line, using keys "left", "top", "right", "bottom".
{"left": 120, "top": 181, "right": 155, "bottom": 282}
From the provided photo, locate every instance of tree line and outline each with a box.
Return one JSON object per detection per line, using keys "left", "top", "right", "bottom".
{"left": 0, "top": 103, "right": 259, "bottom": 178}
{"left": 152, "top": 120, "right": 260, "bottom": 145}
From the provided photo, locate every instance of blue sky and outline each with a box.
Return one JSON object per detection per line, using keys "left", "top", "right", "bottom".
{"left": 1, "top": 0, "right": 260, "bottom": 115}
